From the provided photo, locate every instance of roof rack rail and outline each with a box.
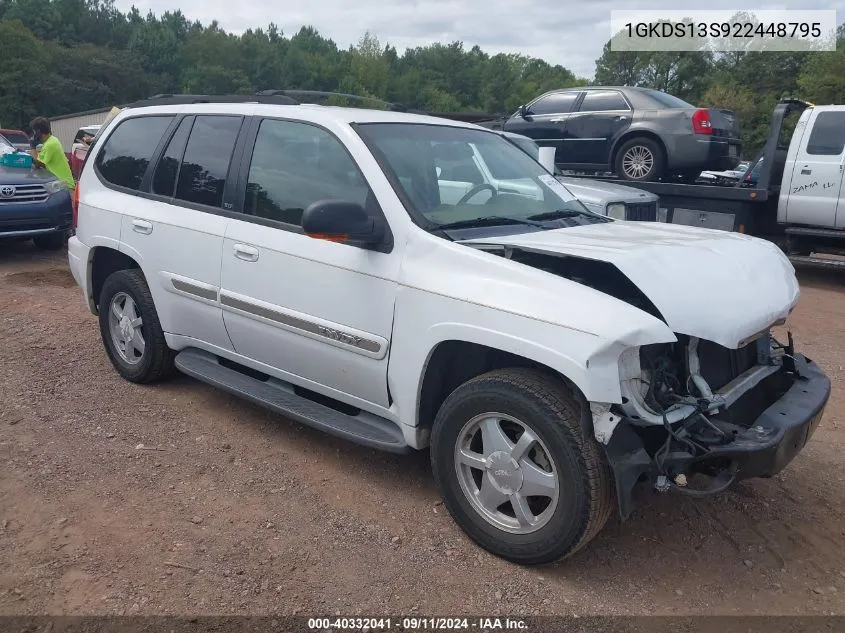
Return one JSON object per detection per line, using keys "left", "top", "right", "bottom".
{"left": 124, "top": 93, "right": 300, "bottom": 108}
{"left": 255, "top": 89, "right": 409, "bottom": 112}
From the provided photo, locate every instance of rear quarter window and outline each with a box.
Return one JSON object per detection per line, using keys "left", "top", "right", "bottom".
{"left": 95, "top": 115, "right": 175, "bottom": 191}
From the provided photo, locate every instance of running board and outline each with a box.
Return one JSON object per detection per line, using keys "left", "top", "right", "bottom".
{"left": 788, "top": 255, "right": 845, "bottom": 271}
{"left": 174, "top": 348, "right": 410, "bottom": 454}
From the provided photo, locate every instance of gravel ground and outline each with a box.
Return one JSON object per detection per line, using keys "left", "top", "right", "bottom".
{"left": 1, "top": 242, "right": 845, "bottom": 617}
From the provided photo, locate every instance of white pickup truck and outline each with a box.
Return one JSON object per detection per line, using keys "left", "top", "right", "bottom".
{"left": 68, "top": 94, "right": 830, "bottom": 565}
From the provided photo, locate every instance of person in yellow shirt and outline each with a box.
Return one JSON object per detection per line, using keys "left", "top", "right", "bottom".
{"left": 28, "top": 117, "right": 75, "bottom": 190}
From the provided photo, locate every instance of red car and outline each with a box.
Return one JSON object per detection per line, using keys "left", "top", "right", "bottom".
{"left": 0, "top": 129, "right": 31, "bottom": 152}
{"left": 70, "top": 125, "right": 101, "bottom": 179}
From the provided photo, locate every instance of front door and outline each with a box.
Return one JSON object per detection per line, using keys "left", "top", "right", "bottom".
{"left": 219, "top": 117, "right": 401, "bottom": 408}
{"left": 504, "top": 91, "right": 581, "bottom": 166}
{"left": 784, "top": 109, "right": 845, "bottom": 228}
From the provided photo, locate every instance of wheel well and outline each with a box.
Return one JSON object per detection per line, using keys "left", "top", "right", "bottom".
{"left": 417, "top": 341, "right": 580, "bottom": 434}
{"left": 611, "top": 131, "right": 667, "bottom": 168}
{"left": 91, "top": 247, "right": 140, "bottom": 312}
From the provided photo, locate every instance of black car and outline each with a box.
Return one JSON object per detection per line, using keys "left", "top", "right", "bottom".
{"left": 498, "top": 86, "right": 742, "bottom": 182}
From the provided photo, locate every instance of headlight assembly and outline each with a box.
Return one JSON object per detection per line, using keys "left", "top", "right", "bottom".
{"left": 606, "top": 202, "right": 626, "bottom": 220}
{"left": 44, "top": 180, "right": 67, "bottom": 195}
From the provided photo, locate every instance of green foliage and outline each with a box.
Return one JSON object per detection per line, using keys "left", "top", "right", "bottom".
{"left": 0, "top": 0, "right": 589, "bottom": 129}
{"left": 0, "top": 0, "right": 842, "bottom": 163}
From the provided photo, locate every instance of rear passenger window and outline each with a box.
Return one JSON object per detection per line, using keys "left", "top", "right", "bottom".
{"left": 174, "top": 115, "right": 243, "bottom": 208}
{"left": 152, "top": 117, "right": 193, "bottom": 197}
{"left": 580, "top": 90, "right": 630, "bottom": 112}
{"left": 806, "top": 111, "right": 845, "bottom": 156}
{"left": 95, "top": 116, "right": 174, "bottom": 190}
{"left": 243, "top": 119, "right": 371, "bottom": 226}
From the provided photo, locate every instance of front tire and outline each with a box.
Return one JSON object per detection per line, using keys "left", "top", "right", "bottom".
{"left": 430, "top": 368, "right": 614, "bottom": 565}
{"left": 98, "top": 269, "right": 175, "bottom": 384}
{"left": 614, "top": 137, "right": 665, "bottom": 182}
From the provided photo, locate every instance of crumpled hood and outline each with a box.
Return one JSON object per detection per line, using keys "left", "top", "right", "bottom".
{"left": 462, "top": 221, "right": 799, "bottom": 349}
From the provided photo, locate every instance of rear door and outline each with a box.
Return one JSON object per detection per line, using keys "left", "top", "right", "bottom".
{"left": 784, "top": 109, "right": 845, "bottom": 228}
{"left": 111, "top": 113, "right": 245, "bottom": 350}
{"left": 565, "top": 89, "right": 632, "bottom": 166}
{"left": 504, "top": 91, "right": 580, "bottom": 166}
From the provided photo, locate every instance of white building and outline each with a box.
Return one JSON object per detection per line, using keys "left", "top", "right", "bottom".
{"left": 49, "top": 107, "right": 115, "bottom": 153}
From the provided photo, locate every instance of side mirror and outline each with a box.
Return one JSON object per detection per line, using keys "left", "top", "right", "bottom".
{"left": 301, "top": 199, "right": 385, "bottom": 247}
{"left": 519, "top": 104, "right": 529, "bottom": 119}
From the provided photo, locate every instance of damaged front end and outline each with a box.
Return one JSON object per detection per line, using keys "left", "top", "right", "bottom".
{"left": 599, "top": 329, "right": 830, "bottom": 519}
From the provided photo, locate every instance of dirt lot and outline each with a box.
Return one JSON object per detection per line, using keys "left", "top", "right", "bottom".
{"left": 1, "top": 242, "right": 844, "bottom": 618}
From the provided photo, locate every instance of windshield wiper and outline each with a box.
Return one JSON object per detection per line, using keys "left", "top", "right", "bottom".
{"left": 527, "top": 208, "right": 609, "bottom": 222}
{"left": 434, "top": 216, "right": 548, "bottom": 231}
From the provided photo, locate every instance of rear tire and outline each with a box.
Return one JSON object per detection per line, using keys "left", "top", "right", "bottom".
{"left": 33, "top": 232, "right": 66, "bottom": 251}
{"left": 98, "top": 269, "right": 176, "bottom": 384}
{"left": 614, "top": 137, "right": 665, "bottom": 182}
{"left": 430, "top": 368, "right": 614, "bottom": 565}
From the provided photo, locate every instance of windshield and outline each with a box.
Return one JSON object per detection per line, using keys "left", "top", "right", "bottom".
{"left": 642, "top": 89, "right": 695, "bottom": 109}
{"left": 0, "top": 135, "right": 12, "bottom": 149}
{"left": 2, "top": 131, "right": 29, "bottom": 145}
{"left": 356, "top": 123, "right": 604, "bottom": 231}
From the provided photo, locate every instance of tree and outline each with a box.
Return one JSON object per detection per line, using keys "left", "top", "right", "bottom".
{"left": 798, "top": 26, "right": 845, "bottom": 105}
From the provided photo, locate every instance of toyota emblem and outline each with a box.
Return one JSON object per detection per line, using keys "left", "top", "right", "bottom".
{"left": 0, "top": 185, "right": 15, "bottom": 198}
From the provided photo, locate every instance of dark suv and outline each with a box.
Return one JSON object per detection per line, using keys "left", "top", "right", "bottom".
{"left": 498, "top": 86, "right": 742, "bottom": 182}
{"left": 0, "top": 136, "right": 73, "bottom": 250}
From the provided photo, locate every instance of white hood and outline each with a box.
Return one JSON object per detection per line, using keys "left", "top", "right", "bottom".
{"left": 462, "top": 221, "right": 799, "bottom": 349}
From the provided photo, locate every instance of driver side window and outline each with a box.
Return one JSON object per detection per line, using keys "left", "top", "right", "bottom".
{"left": 244, "top": 119, "right": 372, "bottom": 226}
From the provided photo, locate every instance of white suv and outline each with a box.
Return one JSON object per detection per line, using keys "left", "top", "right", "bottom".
{"left": 67, "top": 94, "right": 830, "bottom": 565}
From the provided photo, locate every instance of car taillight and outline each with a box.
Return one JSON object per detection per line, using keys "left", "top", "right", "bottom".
{"left": 72, "top": 183, "right": 80, "bottom": 230}
{"left": 692, "top": 108, "right": 713, "bottom": 135}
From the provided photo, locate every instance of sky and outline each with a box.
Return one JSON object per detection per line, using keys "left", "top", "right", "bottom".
{"left": 115, "top": 1, "right": 843, "bottom": 79}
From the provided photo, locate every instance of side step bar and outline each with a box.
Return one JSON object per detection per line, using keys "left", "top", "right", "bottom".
{"left": 174, "top": 348, "right": 410, "bottom": 454}
{"left": 788, "top": 255, "right": 845, "bottom": 271}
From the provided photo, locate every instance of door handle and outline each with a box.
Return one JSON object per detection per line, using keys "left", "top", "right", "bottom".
{"left": 549, "top": 118, "right": 565, "bottom": 123}
{"left": 233, "top": 243, "right": 259, "bottom": 262}
{"left": 614, "top": 115, "right": 628, "bottom": 121}
{"left": 131, "top": 219, "right": 152, "bottom": 235}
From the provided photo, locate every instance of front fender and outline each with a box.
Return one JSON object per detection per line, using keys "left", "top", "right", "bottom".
{"left": 386, "top": 285, "right": 674, "bottom": 432}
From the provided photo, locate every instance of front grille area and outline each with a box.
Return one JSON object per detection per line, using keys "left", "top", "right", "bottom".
{"left": 698, "top": 339, "right": 759, "bottom": 391}
{"left": 0, "top": 183, "right": 49, "bottom": 204}
{"left": 625, "top": 201, "right": 658, "bottom": 221}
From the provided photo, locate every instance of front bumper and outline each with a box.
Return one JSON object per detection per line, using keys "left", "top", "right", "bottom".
{"left": 605, "top": 354, "right": 830, "bottom": 519}
{"left": 0, "top": 190, "right": 73, "bottom": 238}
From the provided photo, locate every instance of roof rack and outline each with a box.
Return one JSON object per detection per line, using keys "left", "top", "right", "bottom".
{"left": 124, "top": 93, "right": 301, "bottom": 108}
{"left": 123, "top": 91, "right": 504, "bottom": 123}
{"left": 256, "top": 90, "right": 409, "bottom": 112}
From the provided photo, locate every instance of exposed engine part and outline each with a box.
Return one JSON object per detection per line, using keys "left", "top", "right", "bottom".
{"left": 590, "top": 402, "right": 621, "bottom": 445}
